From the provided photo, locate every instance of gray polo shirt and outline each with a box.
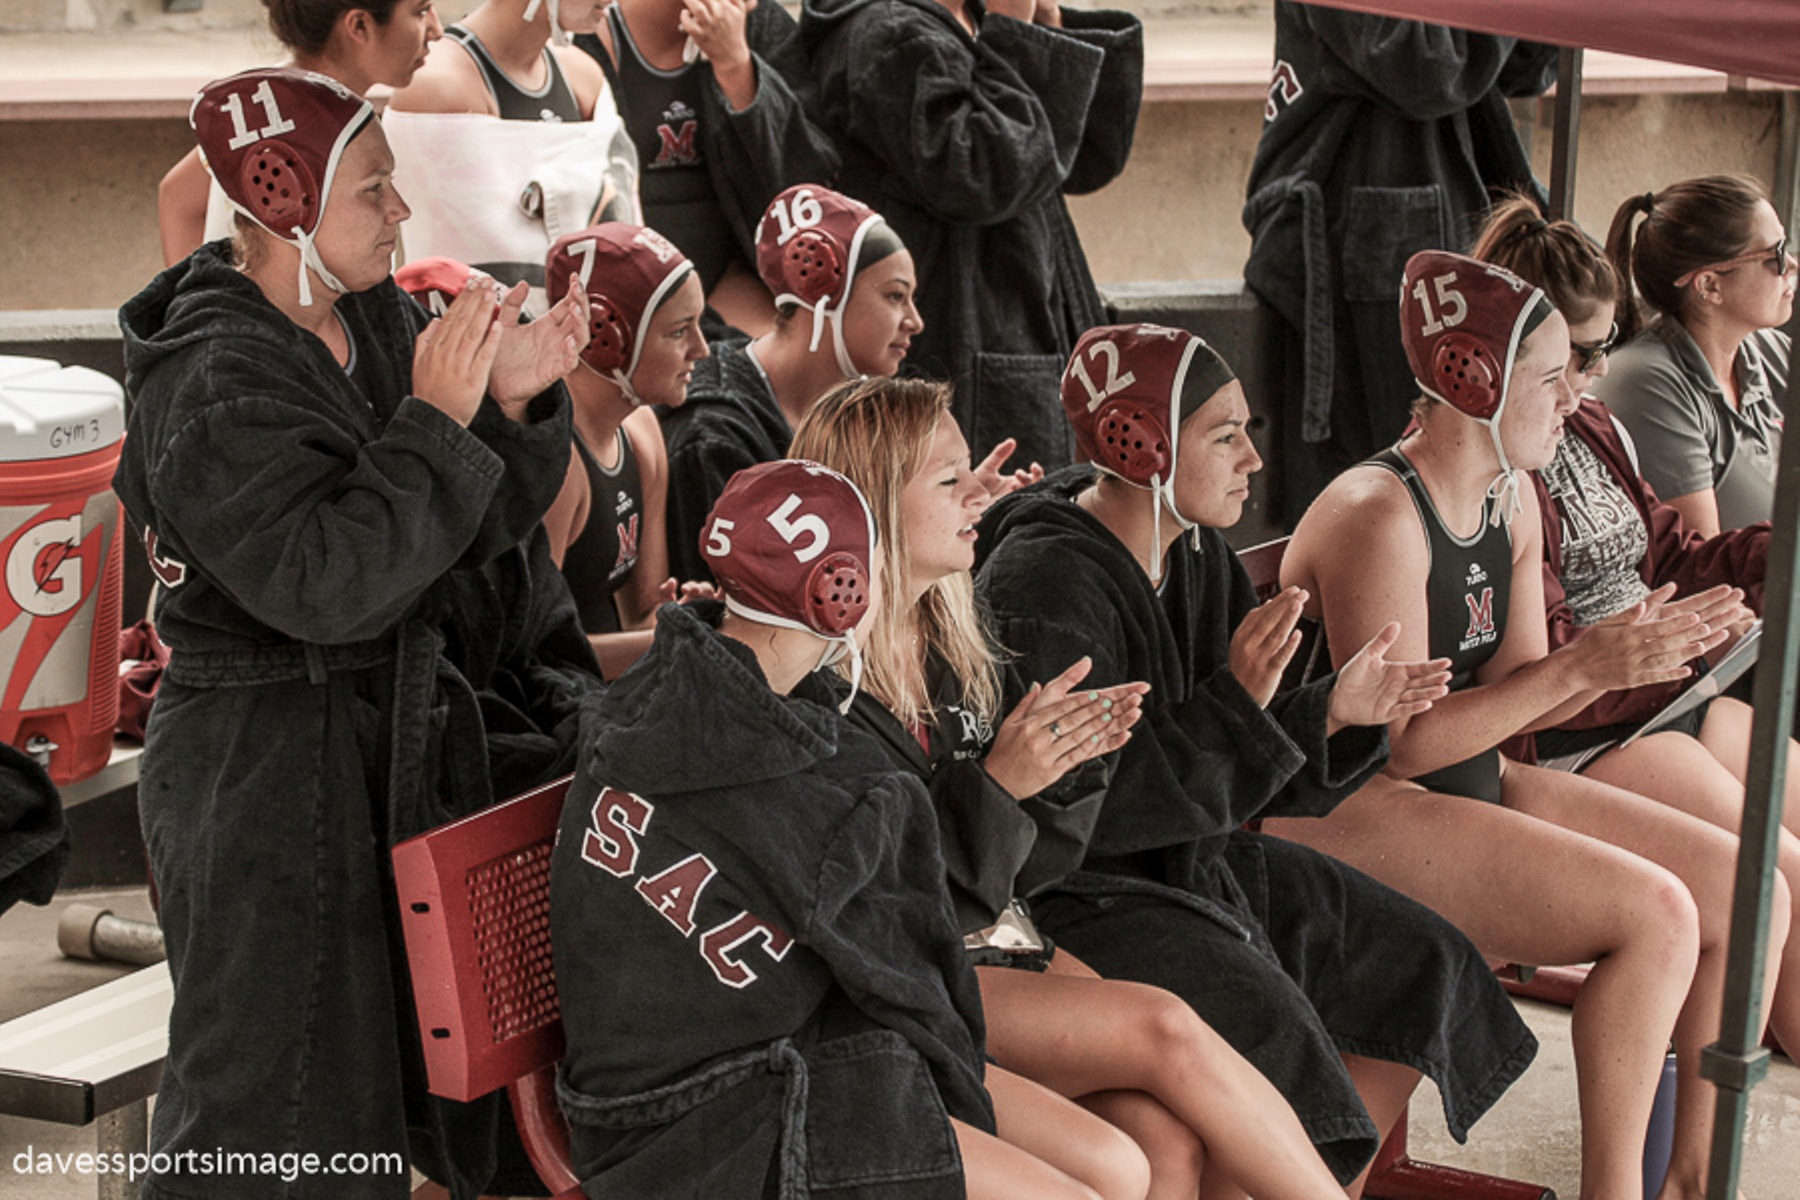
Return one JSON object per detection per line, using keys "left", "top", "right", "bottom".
{"left": 1594, "top": 322, "right": 1788, "bottom": 531}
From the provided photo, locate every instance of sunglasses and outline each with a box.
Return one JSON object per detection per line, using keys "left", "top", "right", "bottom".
{"left": 1569, "top": 322, "right": 1619, "bottom": 374}
{"left": 1674, "top": 236, "right": 1794, "bottom": 287}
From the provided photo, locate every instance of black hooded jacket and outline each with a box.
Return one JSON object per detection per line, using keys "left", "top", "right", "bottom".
{"left": 976, "top": 466, "right": 1386, "bottom": 878}
{"left": 659, "top": 338, "right": 794, "bottom": 584}
{"left": 114, "top": 242, "right": 602, "bottom": 1200}
{"left": 1241, "top": 3, "right": 1555, "bottom": 520}
{"left": 800, "top": 0, "right": 1142, "bottom": 469}
{"left": 553, "top": 601, "right": 992, "bottom": 1198}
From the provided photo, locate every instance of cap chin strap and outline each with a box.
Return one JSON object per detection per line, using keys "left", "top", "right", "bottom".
{"left": 721, "top": 594, "right": 863, "bottom": 714}
{"left": 1148, "top": 474, "right": 1199, "bottom": 587}
{"left": 1482, "top": 421, "right": 1522, "bottom": 528}
{"left": 609, "top": 367, "right": 642, "bottom": 406}
{"left": 292, "top": 226, "right": 349, "bottom": 308}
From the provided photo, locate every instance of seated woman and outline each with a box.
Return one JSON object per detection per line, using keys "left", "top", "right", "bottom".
{"left": 575, "top": 0, "right": 839, "bottom": 335}
{"left": 1596, "top": 174, "right": 1793, "bottom": 537}
{"left": 791, "top": 377, "right": 1350, "bottom": 1200}
{"left": 543, "top": 223, "right": 712, "bottom": 677}
{"left": 1275, "top": 249, "right": 1791, "bottom": 1200}
{"left": 550, "top": 459, "right": 1151, "bottom": 1200}
{"left": 976, "top": 324, "right": 1533, "bottom": 1195}
{"left": 1469, "top": 197, "right": 1800, "bottom": 1059}
{"left": 118, "top": 67, "right": 600, "bottom": 1199}
{"left": 157, "top": 0, "right": 445, "bottom": 265}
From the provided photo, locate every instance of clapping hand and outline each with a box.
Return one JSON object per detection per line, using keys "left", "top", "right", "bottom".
{"left": 1327, "top": 622, "right": 1451, "bottom": 729}
{"left": 488, "top": 276, "right": 590, "bottom": 418}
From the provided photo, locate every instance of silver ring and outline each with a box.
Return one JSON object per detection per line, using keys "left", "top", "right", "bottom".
{"left": 1049, "top": 720, "right": 1063, "bottom": 739}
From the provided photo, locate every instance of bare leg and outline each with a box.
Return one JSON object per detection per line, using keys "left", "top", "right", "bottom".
{"left": 987, "top": 1065, "right": 1152, "bottom": 1200}
{"left": 955, "top": 1114, "right": 1106, "bottom": 1200}
{"left": 1266, "top": 771, "right": 1699, "bottom": 1200}
{"left": 1081, "top": 1089, "right": 1209, "bottom": 1200}
{"left": 1340, "top": 1055, "right": 1420, "bottom": 1200}
{"left": 979, "top": 967, "right": 1344, "bottom": 1200}
{"left": 1589, "top": 720, "right": 1800, "bottom": 1061}
{"left": 1517, "top": 758, "right": 1792, "bottom": 1200}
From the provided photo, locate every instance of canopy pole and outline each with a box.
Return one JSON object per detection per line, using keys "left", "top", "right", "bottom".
{"left": 1776, "top": 93, "right": 1800, "bottom": 282}
{"left": 1546, "top": 47, "right": 1582, "bottom": 221}
{"left": 1703, "top": 401, "right": 1800, "bottom": 1199}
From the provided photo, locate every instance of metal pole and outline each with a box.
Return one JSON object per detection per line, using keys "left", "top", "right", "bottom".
{"left": 1546, "top": 47, "right": 1583, "bottom": 221}
{"left": 1703, "top": 406, "right": 1800, "bottom": 1198}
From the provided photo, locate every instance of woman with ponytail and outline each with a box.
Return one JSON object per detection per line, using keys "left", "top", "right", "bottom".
{"left": 1596, "top": 176, "right": 1793, "bottom": 536}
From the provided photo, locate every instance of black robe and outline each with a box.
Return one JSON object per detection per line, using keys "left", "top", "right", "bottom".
{"left": 975, "top": 466, "right": 1536, "bottom": 1184}
{"left": 801, "top": 0, "right": 1142, "bottom": 470}
{"left": 114, "top": 242, "right": 604, "bottom": 1200}
{"left": 1242, "top": 3, "right": 1555, "bottom": 522}
{"left": 659, "top": 337, "right": 794, "bottom": 584}
{"left": 553, "top": 602, "right": 991, "bottom": 1198}
{"left": 840, "top": 654, "right": 1105, "bottom": 936}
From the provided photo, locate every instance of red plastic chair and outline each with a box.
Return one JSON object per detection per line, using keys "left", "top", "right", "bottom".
{"left": 392, "top": 775, "right": 583, "bottom": 1200}
{"left": 1240, "top": 537, "right": 1553, "bottom": 1200}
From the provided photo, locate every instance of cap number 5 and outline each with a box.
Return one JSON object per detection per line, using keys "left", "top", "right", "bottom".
{"left": 768, "top": 494, "right": 830, "bottom": 563}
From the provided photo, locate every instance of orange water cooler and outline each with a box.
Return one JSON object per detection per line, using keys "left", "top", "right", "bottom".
{"left": 0, "top": 356, "right": 126, "bottom": 785}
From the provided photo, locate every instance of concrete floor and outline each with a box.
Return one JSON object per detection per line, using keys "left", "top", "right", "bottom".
{"left": 4, "top": 887, "right": 1800, "bottom": 1198}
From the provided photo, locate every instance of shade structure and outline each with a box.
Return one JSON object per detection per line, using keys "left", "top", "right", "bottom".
{"left": 1302, "top": 0, "right": 1800, "bottom": 87}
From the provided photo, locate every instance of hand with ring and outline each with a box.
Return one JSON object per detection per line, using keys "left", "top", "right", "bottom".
{"left": 983, "top": 656, "right": 1150, "bottom": 801}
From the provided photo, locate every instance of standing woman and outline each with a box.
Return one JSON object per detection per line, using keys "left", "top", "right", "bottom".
{"left": 157, "top": 0, "right": 444, "bottom": 264}
{"left": 118, "top": 68, "right": 596, "bottom": 1199}
{"left": 800, "top": 0, "right": 1144, "bottom": 469}
{"left": 575, "top": 0, "right": 839, "bottom": 335}
{"left": 1597, "top": 175, "right": 1793, "bottom": 537}
{"left": 792, "top": 378, "right": 1355, "bottom": 1200}
{"left": 541, "top": 222, "right": 710, "bottom": 678}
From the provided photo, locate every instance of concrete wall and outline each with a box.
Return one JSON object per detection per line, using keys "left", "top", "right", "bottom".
{"left": 3, "top": 85, "right": 1789, "bottom": 313}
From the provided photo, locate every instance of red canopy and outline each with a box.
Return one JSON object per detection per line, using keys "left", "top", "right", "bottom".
{"left": 1304, "top": 0, "right": 1800, "bottom": 88}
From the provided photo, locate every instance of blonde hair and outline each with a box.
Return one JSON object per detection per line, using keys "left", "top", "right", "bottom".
{"left": 790, "top": 377, "right": 1003, "bottom": 728}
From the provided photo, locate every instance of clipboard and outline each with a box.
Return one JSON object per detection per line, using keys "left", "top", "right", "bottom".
{"left": 1618, "top": 619, "right": 1763, "bottom": 748}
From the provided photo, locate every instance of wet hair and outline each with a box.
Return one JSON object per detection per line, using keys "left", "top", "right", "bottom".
{"left": 1471, "top": 192, "right": 1619, "bottom": 325}
{"left": 1604, "top": 174, "right": 1770, "bottom": 341}
{"left": 263, "top": 0, "right": 404, "bottom": 58}
{"left": 789, "top": 377, "right": 1003, "bottom": 728}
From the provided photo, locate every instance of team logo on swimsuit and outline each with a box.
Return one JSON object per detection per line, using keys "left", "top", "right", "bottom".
{"left": 652, "top": 100, "right": 700, "bottom": 169}
{"left": 1462, "top": 586, "right": 1496, "bottom": 649}
{"left": 611, "top": 513, "right": 640, "bottom": 581}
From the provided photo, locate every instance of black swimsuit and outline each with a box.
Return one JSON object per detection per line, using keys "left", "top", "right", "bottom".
{"left": 1370, "top": 445, "right": 1513, "bottom": 803}
{"left": 445, "top": 23, "right": 583, "bottom": 122}
{"left": 562, "top": 427, "right": 644, "bottom": 635}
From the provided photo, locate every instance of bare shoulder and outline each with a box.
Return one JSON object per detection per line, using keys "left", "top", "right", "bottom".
{"left": 623, "top": 406, "right": 668, "bottom": 477}
{"left": 387, "top": 38, "right": 494, "bottom": 114}
{"left": 552, "top": 44, "right": 608, "bottom": 118}
{"left": 1287, "top": 465, "right": 1425, "bottom": 586}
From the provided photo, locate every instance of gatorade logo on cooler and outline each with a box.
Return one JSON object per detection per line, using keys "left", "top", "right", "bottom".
{"left": 6, "top": 514, "right": 83, "bottom": 618}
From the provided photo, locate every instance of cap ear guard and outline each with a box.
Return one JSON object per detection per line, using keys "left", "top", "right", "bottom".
{"left": 1092, "top": 400, "right": 1172, "bottom": 486}
{"left": 582, "top": 295, "right": 634, "bottom": 374}
{"left": 240, "top": 142, "right": 316, "bottom": 233}
{"left": 804, "top": 552, "right": 870, "bottom": 637}
{"left": 782, "top": 230, "right": 846, "bottom": 307}
{"left": 1430, "top": 334, "right": 1501, "bottom": 419}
